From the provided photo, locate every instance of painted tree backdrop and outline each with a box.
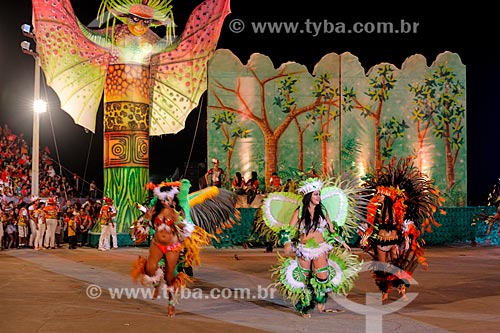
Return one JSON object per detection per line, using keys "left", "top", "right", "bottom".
{"left": 207, "top": 50, "right": 466, "bottom": 205}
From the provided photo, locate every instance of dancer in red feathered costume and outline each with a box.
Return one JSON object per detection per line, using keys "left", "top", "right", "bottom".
{"left": 359, "top": 157, "right": 445, "bottom": 301}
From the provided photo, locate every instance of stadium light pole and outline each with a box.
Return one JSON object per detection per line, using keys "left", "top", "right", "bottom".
{"left": 21, "top": 24, "right": 46, "bottom": 198}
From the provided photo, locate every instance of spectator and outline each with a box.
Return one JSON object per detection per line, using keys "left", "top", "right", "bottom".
{"left": 269, "top": 171, "right": 282, "bottom": 191}
{"left": 283, "top": 179, "right": 294, "bottom": 192}
{"left": 5, "top": 220, "right": 16, "bottom": 250}
{"left": 89, "top": 180, "right": 97, "bottom": 199}
{"left": 78, "top": 208, "right": 92, "bottom": 247}
{"left": 245, "top": 171, "right": 260, "bottom": 206}
{"left": 105, "top": 197, "right": 119, "bottom": 249}
{"left": 43, "top": 197, "right": 59, "bottom": 249}
{"left": 17, "top": 201, "right": 29, "bottom": 248}
{"left": 67, "top": 211, "right": 77, "bottom": 249}
{"left": 0, "top": 211, "right": 6, "bottom": 250}
{"left": 28, "top": 196, "right": 40, "bottom": 248}
{"left": 231, "top": 172, "right": 246, "bottom": 195}
{"left": 205, "top": 158, "right": 225, "bottom": 188}
{"left": 6, "top": 203, "right": 18, "bottom": 249}
{"left": 54, "top": 214, "right": 64, "bottom": 248}
{"left": 34, "top": 201, "right": 46, "bottom": 251}
{"left": 98, "top": 197, "right": 116, "bottom": 251}
{"left": 47, "top": 165, "right": 56, "bottom": 178}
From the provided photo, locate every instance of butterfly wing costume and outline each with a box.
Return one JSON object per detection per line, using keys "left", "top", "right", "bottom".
{"left": 260, "top": 176, "right": 369, "bottom": 315}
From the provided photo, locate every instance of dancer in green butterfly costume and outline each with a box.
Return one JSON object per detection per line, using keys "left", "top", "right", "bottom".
{"left": 261, "top": 176, "right": 368, "bottom": 318}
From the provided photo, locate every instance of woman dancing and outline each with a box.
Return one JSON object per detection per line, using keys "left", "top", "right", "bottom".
{"left": 262, "top": 176, "right": 366, "bottom": 318}
{"left": 132, "top": 179, "right": 239, "bottom": 317}
{"left": 136, "top": 184, "right": 195, "bottom": 316}
{"left": 359, "top": 157, "right": 444, "bottom": 302}
{"left": 361, "top": 186, "right": 406, "bottom": 300}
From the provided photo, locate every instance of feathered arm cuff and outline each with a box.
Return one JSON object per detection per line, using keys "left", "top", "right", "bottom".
{"left": 324, "top": 230, "right": 346, "bottom": 246}
{"left": 182, "top": 219, "right": 195, "bottom": 238}
{"left": 279, "top": 229, "right": 291, "bottom": 246}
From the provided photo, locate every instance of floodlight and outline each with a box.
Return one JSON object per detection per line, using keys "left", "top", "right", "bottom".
{"left": 20, "top": 40, "right": 31, "bottom": 51}
{"left": 34, "top": 99, "right": 47, "bottom": 113}
{"left": 21, "top": 23, "right": 34, "bottom": 37}
{"left": 20, "top": 41, "right": 37, "bottom": 56}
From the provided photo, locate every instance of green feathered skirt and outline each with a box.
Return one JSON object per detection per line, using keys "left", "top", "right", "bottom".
{"left": 271, "top": 246, "right": 362, "bottom": 314}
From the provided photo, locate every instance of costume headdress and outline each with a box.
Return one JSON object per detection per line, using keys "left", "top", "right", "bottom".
{"left": 298, "top": 178, "right": 323, "bottom": 195}
{"left": 153, "top": 184, "right": 179, "bottom": 201}
{"left": 376, "top": 186, "right": 396, "bottom": 199}
{"left": 131, "top": 178, "right": 239, "bottom": 246}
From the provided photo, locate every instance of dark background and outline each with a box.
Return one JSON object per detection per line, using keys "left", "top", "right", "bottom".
{"left": 0, "top": 1, "right": 498, "bottom": 204}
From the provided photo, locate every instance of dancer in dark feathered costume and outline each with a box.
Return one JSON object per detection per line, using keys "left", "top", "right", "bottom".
{"left": 358, "top": 157, "right": 445, "bottom": 301}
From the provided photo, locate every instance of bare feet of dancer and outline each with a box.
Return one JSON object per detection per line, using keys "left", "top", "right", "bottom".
{"left": 317, "top": 303, "right": 344, "bottom": 313}
{"left": 398, "top": 285, "right": 408, "bottom": 301}
{"left": 301, "top": 313, "right": 311, "bottom": 318}
{"left": 167, "top": 303, "right": 175, "bottom": 317}
{"left": 153, "top": 286, "right": 160, "bottom": 299}
{"left": 382, "top": 292, "right": 389, "bottom": 301}
{"left": 166, "top": 286, "right": 176, "bottom": 317}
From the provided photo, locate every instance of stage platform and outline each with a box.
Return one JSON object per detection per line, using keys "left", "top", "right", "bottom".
{"left": 2, "top": 244, "right": 500, "bottom": 332}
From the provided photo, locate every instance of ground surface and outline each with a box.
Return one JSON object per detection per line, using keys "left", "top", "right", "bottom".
{"left": 1, "top": 243, "right": 500, "bottom": 332}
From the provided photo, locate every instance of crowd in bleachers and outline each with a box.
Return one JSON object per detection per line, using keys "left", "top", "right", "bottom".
{"left": 0, "top": 123, "right": 102, "bottom": 250}
{"left": 0, "top": 123, "right": 84, "bottom": 201}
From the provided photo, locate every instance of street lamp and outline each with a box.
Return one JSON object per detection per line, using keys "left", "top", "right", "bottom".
{"left": 21, "top": 24, "right": 46, "bottom": 198}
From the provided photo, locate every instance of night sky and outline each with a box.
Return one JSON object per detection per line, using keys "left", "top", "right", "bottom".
{"left": 0, "top": 1, "right": 498, "bottom": 205}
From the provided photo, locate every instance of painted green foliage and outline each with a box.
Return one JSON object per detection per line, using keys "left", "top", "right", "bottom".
{"left": 408, "top": 63, "right": 466, "bottom": 194}
{"left": 207, "top": 50, "right": 466, "bottom": 204}
{"left": 211, "top": 110, "right": 251, "bottom": 179}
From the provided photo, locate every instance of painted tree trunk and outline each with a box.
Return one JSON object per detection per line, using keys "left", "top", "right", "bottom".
{"left": 227, "top": 147, "right": 234, "bottom": 185}
{"left": 444, "top": 124, "right": 456, "bottom": 191}
{"left": 321, "top": 138, "right": 328, "bottom": 175}
{"left": 298, "top": 131, "right": 304, "bottom": 172}
{"left": 374, "top": 102, "right": 383, "bottom": 172}
{"left": 264, "top": 135, "right": 278, "bottom": 187}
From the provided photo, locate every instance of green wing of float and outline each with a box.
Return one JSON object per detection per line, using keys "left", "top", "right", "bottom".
{"left": 149, "top": 0, "right": 230, "bottom": 135}
{"left": 261, "top": 192, "right": 302, "bottom": 233}
{"left": 32, "top": 0, "right": 111, "bottom": 133}
{"left": 33, "top": 0, "right": 230, "bottom": 136}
